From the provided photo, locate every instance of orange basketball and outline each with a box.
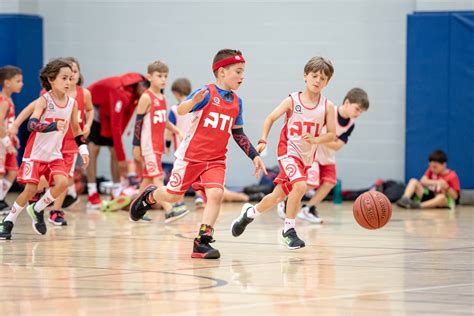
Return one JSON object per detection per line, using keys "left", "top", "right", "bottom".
{"left": 353, "top": 191, "right": 392, "bottom": 229}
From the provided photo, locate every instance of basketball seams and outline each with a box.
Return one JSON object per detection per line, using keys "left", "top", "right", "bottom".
{"left": 368, "top": 191, "right": 381, "bottom": 228}
{"left": 357, "top": 194, "right": 375, "bottom": 229}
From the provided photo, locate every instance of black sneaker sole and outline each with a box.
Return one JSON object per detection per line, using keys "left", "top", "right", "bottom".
{"left": 164, "top": 209, "right": 190, "bottom": 224}
{"left": 191, "top": 249, "right": 221, "bottom": 259}
{"left": 48, "top": 219, "right": 67, "bottom": 226}
{"left": 129, "top": 184, "right": 157, "bottom": 221}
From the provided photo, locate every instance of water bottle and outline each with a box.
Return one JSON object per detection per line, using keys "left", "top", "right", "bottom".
{"left": 333, "top": 179, "right": 342, "bottom": 205}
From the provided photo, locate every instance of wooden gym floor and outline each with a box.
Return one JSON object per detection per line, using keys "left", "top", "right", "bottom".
{"left": 0, "top": 195, "right": 472, "bottom": 315}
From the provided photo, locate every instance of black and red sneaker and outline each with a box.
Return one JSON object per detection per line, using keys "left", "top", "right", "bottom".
{"left": 191, "top": 235, "right": 220, "bottom": 259}
{"left": 129, "top": 185, "right": 157, "bottom": 221}
{"left": 48, "top": 210, "right": 68, "bottom": 226}
{"left": 191, "top": 224, "right": 220, "bottom": 259}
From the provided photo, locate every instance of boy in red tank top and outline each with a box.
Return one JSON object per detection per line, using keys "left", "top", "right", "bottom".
{"left": 132, "top": 61, "right": 188, "bottom": 223}
{"left": 230, "top": 56, "right": 336, "bottom": 250}
{"left": 130, "top": 49, "right": 266, "bottom": 259}
{"left": 0, "top": 66, "right": 23, "bottom": 215}
{"left": 397, "top": 150, "right": 460, "bottom": 209}
{"left": 0, "top": 59, "right": 89, "bottom": 240}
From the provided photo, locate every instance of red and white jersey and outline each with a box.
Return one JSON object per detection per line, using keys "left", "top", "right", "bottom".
{"left": 23, "top": 92, "right": 75, "bottom": 162}
{"left": 141, "top": 90, "right": 167, "bottom": 156}
{"left": 175, "top": 84, "right": 240, "bottom": 162}
{"left": 277, "top": 92, "right": 327, "bottom": 167}
{"left": 62, "top": 86, "right": 85, "bottom": 153}
{"left": 316, "top": 105, "right": 355, "bottom": 165}
{"left": 170, "top": 104, "right": 193, "bottom": 150}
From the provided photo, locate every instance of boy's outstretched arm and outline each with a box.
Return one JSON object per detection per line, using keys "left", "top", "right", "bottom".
{"left": 256, "top": 97, "right": 292, "bottom": 153}
{"left": 177, "top": 87, "right": 209, "bottom": 115}
{"left": 232, "top": 126, "right": 267, "bottom": 179}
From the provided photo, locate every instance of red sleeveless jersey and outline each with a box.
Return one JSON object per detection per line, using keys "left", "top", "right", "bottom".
{"left": 175, "top": 84, "right": 240, "bottom": 162}
{"left": 140, "top": 90, "right": 167, "bottom": 155}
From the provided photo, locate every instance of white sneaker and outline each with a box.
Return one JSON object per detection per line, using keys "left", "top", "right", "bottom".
{"left": 297, "top": 205, "right": 324, "bottom": 224}
{"left": 194, "top": 196, "right": 204, "bottom": 207}
{"left": 277, "top": 200, "right": 286, "bottom": 220}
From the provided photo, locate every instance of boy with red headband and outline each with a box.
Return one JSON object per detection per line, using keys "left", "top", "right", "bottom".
{"left": 130, "top": 49, "right": 266, "bottom": 259}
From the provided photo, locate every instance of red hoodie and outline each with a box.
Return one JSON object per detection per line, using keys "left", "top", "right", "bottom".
{"left": 88, "top": 72, "right": 144, "bottom": 161}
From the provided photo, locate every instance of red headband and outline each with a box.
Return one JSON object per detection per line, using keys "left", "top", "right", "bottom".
{"left": 212, "top": 55, "right": 245, "bottom": 72}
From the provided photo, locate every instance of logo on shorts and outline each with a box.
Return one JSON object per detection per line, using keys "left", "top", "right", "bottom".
{"left": 285, "top": 164, "right": 297, "bottom": 178}
{"left": 24, "top": 162, "right": 32, "bottom": 176}
{"left": 307, "top": 170, "right": 319, "bottom": 186}
{"left": 295, "top": 104, "right": 302, "bottom": 113}
{"left": 146, "top": 161, "right": 157, "bottom": 173}
{"left": 169, "top": 173, "right": 182, "bottom": 188}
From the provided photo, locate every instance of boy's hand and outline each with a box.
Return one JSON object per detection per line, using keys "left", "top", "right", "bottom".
{"left": 437, "top": 179, "right": 449, "bottom": 191}
{"left": 191, "top": 88, "right": 209, "bottom": 105}
{"left": 256, "top": 142, "right": 266, "bottom": 154}
{"left": 302, "top": 133, "right": 315, "bottom": 144}
{"left": 177, "top": 131, "right": 184, "bottom": 142}
{"left": 252, "top": 156, "right": 267, "bottom": 179}
{"left": 56, "top": 120, "right": 66, "bottom": 132}
{"left": 81, "top": 154, "right": 90, "bottom": 168}
{"left": 133, "top": 146, "right": 142, "bottom": 162}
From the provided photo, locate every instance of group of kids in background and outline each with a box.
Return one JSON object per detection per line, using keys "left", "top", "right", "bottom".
{"left": 0, "top": 48, "right": 461, "bottom": 259}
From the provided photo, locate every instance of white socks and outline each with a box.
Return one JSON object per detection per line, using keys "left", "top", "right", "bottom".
{"left": 284, "top": 218, "right": 296, "bottom": 233}
{"left": 87, "top": 183, "right": 97, "bottom": 195}
{"left": 246, "top": 205, "right": 260, "bottom": 219}
{"left": 34, "top": 190, "right": 55, "bottom": 212}
{"left": 67, "top": 184, "right": 77, "bottom": 198}
{"left": 5, "top": 202, "right": 26, "bottom": 224}
{"left": 111, "top": 183, "right": 122, "bottom": 198}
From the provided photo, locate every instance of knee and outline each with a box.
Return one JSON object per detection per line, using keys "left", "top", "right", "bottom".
{"left": 408, "top": 178, "right": 419, "bottom": 185}
{"left": 291, "top": 181, "right": 307, "bottom": 196}
{"left": 54, "top": 176, "right": 68, "bottom": 190}
{"left": 206, "top": 189, "right": 224, "bottom": 202}
{"left": 323, "top": 181, "right": 336, "bottom": 190}
{"left": 435, "top": 194, "right": 448, "bottom": 204}
{"left": 24, "top": 184, "right": 38, "bottom": 195}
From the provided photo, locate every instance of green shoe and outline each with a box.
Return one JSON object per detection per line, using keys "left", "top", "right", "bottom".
{"left": 26, "top": 203, "right": 47, "bottom": 235}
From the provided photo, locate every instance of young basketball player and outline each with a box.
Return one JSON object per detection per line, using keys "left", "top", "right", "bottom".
{"left": 230, "top": 56, "right": 336, "bottom": 249}
{"left": 132, "top": 61, "right": 189, "bottom": 223}
{"left": 0, "top": 66, "right": 23, "bottom": 215}
{"left": 166, "top": 78, "right": 205, "bottom": 209}
{"left": 278, "top": 88, "right": 370, "bottom": 223}
{"left": 397, "top": 149, "right": 460, "bottom": 209}
{"left": 0, "top": 59, "right": 89, "bottom": 240}
{"left": 130, "top": 49, "right": 266, "bottom": 259}
{"left": 9, "top": 58, "right": 94, "bottom": 225}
